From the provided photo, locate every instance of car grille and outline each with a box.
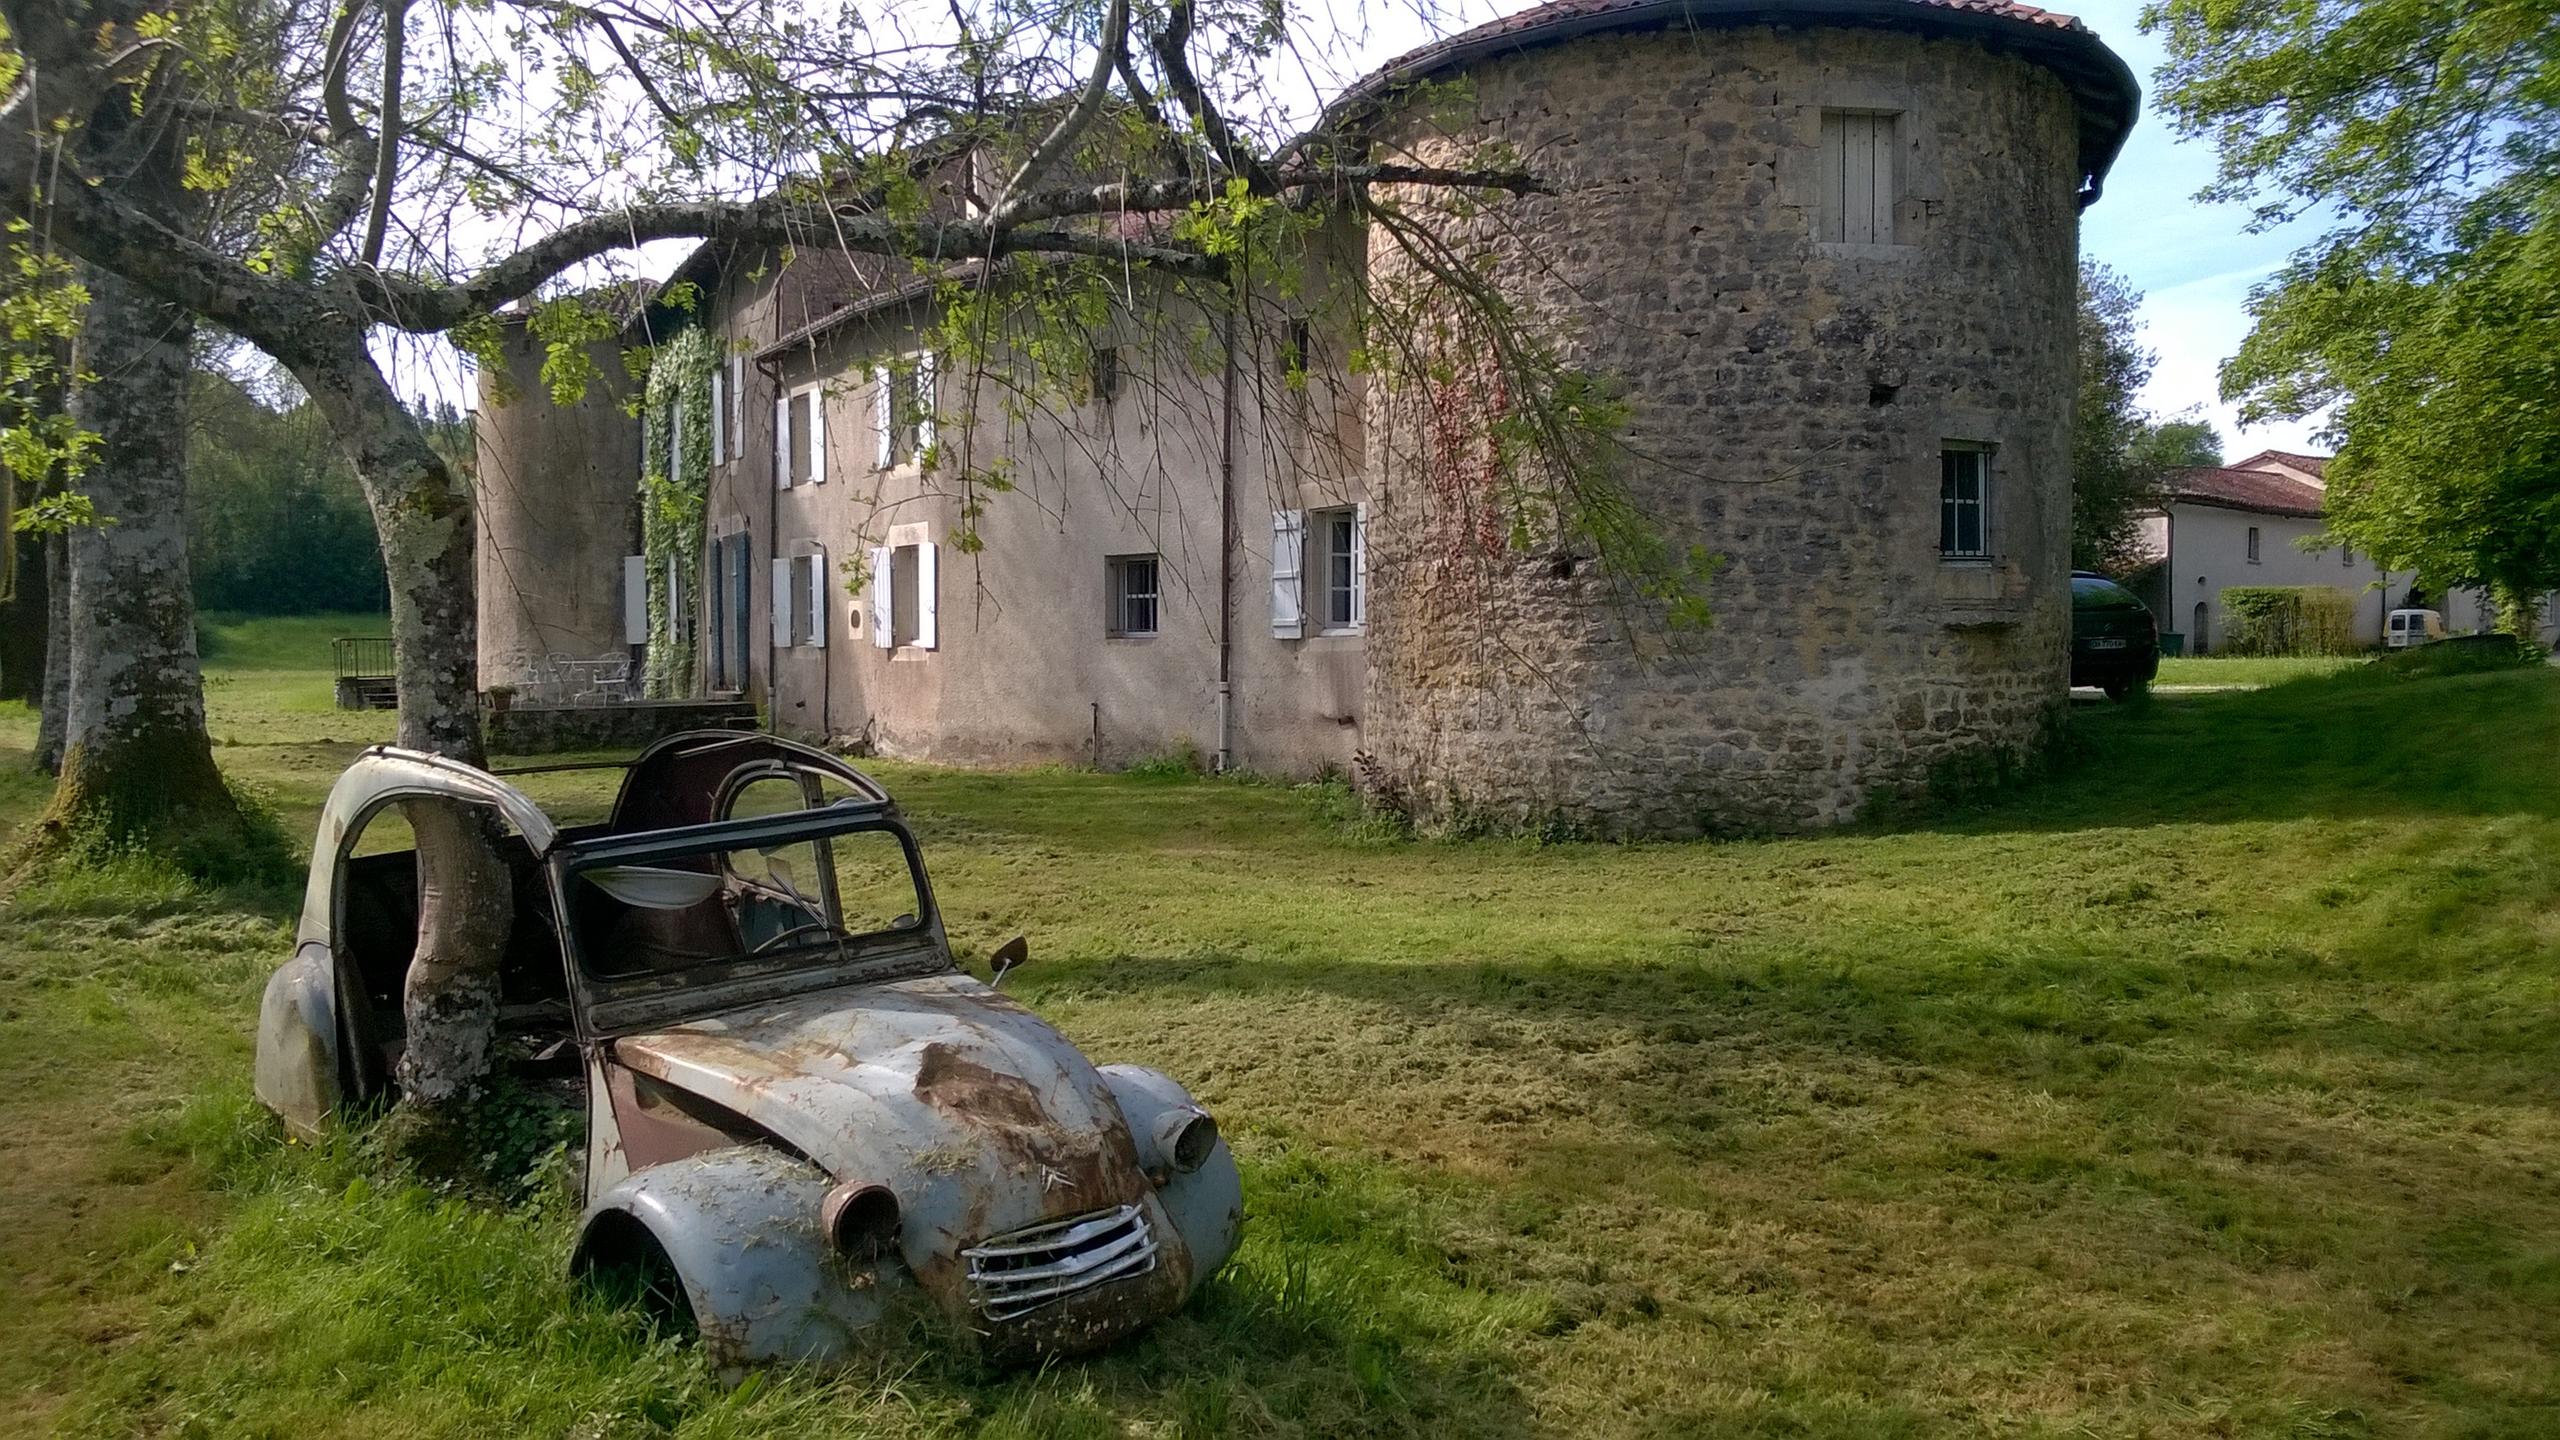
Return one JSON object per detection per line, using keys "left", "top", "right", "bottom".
{"left": 963, "top": 1204, "right": 1158, "bottom": 1321}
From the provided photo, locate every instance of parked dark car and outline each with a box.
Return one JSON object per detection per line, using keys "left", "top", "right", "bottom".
{"left": 2070, "top": 571, "right": 2160, "bottom": 701}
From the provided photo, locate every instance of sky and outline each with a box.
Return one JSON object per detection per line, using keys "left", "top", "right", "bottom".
{"left": 2056, "top": 0, "right": 2330, "bottom": 457}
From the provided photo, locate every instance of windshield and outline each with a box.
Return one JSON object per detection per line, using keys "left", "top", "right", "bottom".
{"left": 564, "top": 812, "right": 929, "bottom": 983}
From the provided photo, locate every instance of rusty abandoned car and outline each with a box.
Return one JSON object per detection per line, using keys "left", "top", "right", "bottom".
{"left": 253, "top": 732, "right": 1242, "bottom": 1365}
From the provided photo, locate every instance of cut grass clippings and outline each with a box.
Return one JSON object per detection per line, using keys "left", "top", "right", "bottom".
{"left": 1, "top": 617, "right": 2556, "bottom": 1436}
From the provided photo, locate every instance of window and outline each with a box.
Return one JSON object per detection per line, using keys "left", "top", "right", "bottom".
{"left": 2342, "top": 544, "right": 2355, "bottom": 567}
{"left": 1313, "top": 505, "right": 1365, "bottom": 631}
{"left": 1938, "top": 446, "right": 1991, "bottom": 560}
{"left": 1107, "top": 554, "right": 1159, "bottom": 637}
{"left": 1091, "top": 346, "right": 1122, "bottom": 404}
{"left": 2247, "top": 526, "right": 2262, "bottom": 563}
{"left": 872, "top": 355, "right": 936, "bottom": 469}
{"left": 790, "top": 388, "right": 825, "bottom": 486}
{"left": 1818, "top": 110, "right": 1897, "bottom": 245}
{"left": 793, "top": 552, "right": 827, "bottom": 649}
{"left": 890, "top": 544, "right": 921, "bottom": 647}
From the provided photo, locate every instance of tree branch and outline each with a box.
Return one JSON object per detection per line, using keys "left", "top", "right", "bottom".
{"left": 1149, "top": 0, "right": 1273, "bottom": 192}
{"left": 362, "top": 0, "right": 407, "bottom": 265}
{"left": 991, "top": 0, "right": 1127, "bottom": 223}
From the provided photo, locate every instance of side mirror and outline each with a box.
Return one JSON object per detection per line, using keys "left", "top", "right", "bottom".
{"left": 989, "top": 935, "right": 1030, "bottom": 988}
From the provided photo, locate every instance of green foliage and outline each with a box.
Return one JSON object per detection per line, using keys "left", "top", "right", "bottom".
{"left": 2073, "top": 263, "right": 2224, "bottom": 573}
{"left": 2149, "top": 0, "right": 2560, "bottom": 630}
{"left": 638, "top": 327, "right": 717, "bottom": 697}
{"left": 10, "top": 488, "right": 109, "bottom": 534}
{"left": 2218, "top": 585, "right": 2362, "bottom": 657}
{"left": 186, "top": 371, "right": 395, "bottom": 614}
{"left": 1122, "top": 740, "right": 1207, "bottom": 781}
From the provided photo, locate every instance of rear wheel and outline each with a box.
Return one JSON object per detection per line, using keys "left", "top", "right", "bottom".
{"left": 572, "top": 1211, "right": 698, "bottom": 1339}
{"left": 2102, "top": 677, "right": 2147, "bottom": 703}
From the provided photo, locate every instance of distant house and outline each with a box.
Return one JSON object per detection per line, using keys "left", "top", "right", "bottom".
{"left": 2132, "top": 451, "right": 2555, "bottom": 652}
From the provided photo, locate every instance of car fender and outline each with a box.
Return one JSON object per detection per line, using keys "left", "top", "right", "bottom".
{"left": 254, "top": 943, "right": 340, "bottom": 1141}
{"left": 572, "top": 1144, "right": 904, "bottom": 1368}
{"left": 1098, "top": 1065, "right": 1244, "bottom": 1284}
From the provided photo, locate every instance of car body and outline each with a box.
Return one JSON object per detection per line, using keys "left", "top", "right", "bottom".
{"left": 253, "top": 731, "right": 1241, "bottom": 1368}
{"left": 2386, "top": 607, "right": 2446, "bottom": 648}
{"left": 2069, "top": 571, "right": 2161, "bottom": 700}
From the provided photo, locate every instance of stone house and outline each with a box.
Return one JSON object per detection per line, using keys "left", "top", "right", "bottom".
{"left": 476, "top": 0, "right": 2144, "bottom": 835}
{"left": 2131, "top": 451, "right": 2554, "bottom": 651}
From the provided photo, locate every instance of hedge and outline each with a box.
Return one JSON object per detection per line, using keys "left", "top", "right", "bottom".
{"left": 2221, "top": 585, "right": 2362, "bottom": 656}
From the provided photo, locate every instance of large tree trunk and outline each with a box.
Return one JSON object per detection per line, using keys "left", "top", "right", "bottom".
{"left": 35, "top": 528, "right": 67, "bottom": 773}
{"left": 36, "top": 268, "right": 250, "bottom": 859}
{"left": 291, "top": 337, "right": 511, "bottom": 1157}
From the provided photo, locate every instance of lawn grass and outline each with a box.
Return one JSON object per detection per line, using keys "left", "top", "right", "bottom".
{"left": 3, "top": 626, "right": 2557, "bottom": 1436}
{"left": 2154, "top": 654, "right": 2372, "bottom": 687}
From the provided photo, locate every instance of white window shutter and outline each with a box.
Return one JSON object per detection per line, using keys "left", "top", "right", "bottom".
{"left": 668, "top": 393, "right": 684, "bottom": 488}
{"left": 709, "top": 369, "right": 725, "bottom": 465}
{"left": 1271, "top": 510, "right": 1306, "bottom": 639}
{"left": 916, "top": 541, "right": 939, "bottom": 650}
{"left": 873, "top": 366, "right": 894, "bottom": 470}
{"left": 807, "top": 547, "right": 829, "bottom": 649}
{"left": 916, "top": 352, "right": 937, "bottom": 462}
{"left": 623, "top": 555, "right": 647, "bottom": 644}
{"left": 774, "top": 392, "right": 791, "bottom": 489}
{"left": 729, "top": 354, "right": 743, "bottom": 453}
{"left": 808, "top": 389, "right": 827, "bottom": 484}
{"left": 771, "top": 556, "right": 792, "bottom": 647}
{"left": 1352, "top": 501, "right": 1368, "bottom": 627}
{"left": 869, "top": 545, "right": 894, "bottom": 648}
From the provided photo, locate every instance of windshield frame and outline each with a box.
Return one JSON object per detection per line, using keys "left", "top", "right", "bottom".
{"left": 551, "top": 802, "right": 951, "bottom": 1037}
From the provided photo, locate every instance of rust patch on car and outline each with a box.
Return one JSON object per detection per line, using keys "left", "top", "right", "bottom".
{"left": 913, "top": 1043, "right": 1049, "bottom": 1129}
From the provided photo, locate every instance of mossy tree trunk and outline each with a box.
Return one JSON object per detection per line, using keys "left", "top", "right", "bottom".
{"left": 37, "top": 267, "right": 252, "bottom": 860}
{"left": 290, "top": 334, "right": 513, "bottom": 1154}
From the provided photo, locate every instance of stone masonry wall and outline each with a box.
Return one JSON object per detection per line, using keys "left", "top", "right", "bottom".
{"left": 1360, "top": 24, "right": 2082, "bottom": 835}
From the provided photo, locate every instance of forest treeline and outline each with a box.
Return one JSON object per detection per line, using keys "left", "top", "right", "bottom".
{"left": 186, "top": 373, "right": 467, "bottom": 615}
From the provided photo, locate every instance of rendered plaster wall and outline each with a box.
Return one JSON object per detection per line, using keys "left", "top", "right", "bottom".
{"left": 1359, "top": 24, "right": 2085, "bottom": 835}
{"left": 475, "top": 324, "right": 640, "bottom": 692}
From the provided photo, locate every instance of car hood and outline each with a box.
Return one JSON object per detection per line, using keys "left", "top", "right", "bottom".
{"left": 611, "top": 973, "right": 1158, "bottom": 1272}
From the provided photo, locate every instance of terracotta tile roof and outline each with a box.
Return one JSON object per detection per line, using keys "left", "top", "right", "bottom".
{"left": 1337, "top": 0, "right": 2140, "bottom": 187}
{"left": 2162, "top": 466, "right": 2328, "bottom": 519}
{"left": 2231, "top": 449, "right": 2331, "bottom": 480}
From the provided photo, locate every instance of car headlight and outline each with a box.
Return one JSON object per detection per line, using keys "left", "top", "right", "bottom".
{"left": 1153, "top": 1106, "right": 1218, "bottom": 1174}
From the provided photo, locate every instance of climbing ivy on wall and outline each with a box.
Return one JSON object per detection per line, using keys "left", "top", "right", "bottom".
{"left": 638, "top": 326, "right": 716, "bottom": 698}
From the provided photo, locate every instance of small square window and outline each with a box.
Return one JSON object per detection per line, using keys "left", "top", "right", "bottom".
{"left": 1312, "top": 505, "right": 1365, "bottom": 630}
{"left": 891, "top": 543, "right": 922, "bottom": 648}
{"left": 1107, "top": 554, "right": 1159, "bottom": 637}
{"left": 1938, "top": 446, "right": 1991, "bottom": 560}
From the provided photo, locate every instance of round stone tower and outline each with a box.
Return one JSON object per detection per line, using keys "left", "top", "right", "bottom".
{"left": 1350, "top": 0, "right": 2137, "bottom": 835}
{"left": 474, "top": 314, "right": 642, "bottom": 697}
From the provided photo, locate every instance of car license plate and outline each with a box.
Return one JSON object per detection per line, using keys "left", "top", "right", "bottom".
{"left": 2089, "top": 638, "right": 2127, "bottom": 650}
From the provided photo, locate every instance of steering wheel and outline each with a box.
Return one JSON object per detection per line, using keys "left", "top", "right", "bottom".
{"left": 750, "top": 921, "right": 852, "bottom": 954}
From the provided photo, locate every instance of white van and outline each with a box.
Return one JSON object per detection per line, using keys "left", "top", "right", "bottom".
{"left": 2386, "top": 608, "right": 2446, "bottom": 648}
